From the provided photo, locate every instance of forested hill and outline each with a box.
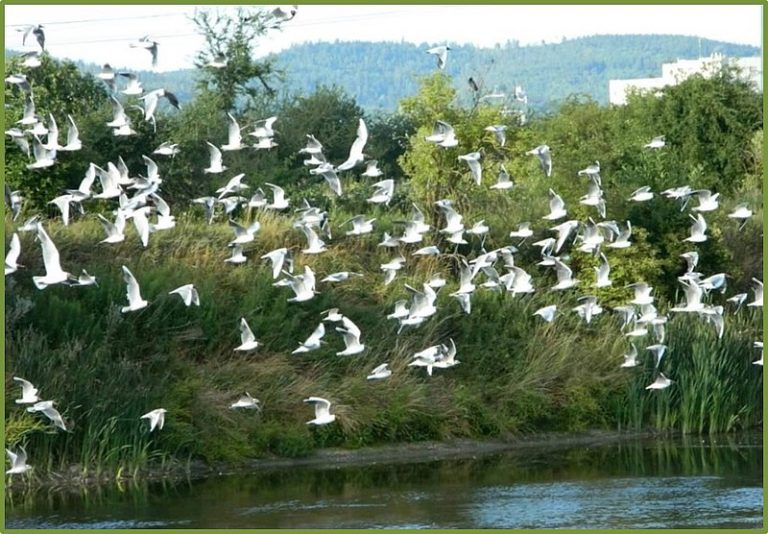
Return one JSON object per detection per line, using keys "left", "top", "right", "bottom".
{"left": 267, "top": 35, "right": 759, "bottom": 110}
{"left": 9, "top": 34, "right": 759, "bottom": 111}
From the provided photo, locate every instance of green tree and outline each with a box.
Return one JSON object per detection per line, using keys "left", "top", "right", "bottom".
{"left": 192, "top": 7, "right": 284, "bottom": 112}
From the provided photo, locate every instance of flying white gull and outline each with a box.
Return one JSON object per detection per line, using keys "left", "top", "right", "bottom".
{"left": 141, "top": 408, "right": 167, "bottom": 432}
{"left": 304, "top": 397, "right": 336, "bottom": 425}
{"left": 28, "top": 400, "right": 67, "bottom": 431}
{"left": 458, "top": 151, "right": 482, "bottom": 185}
{"left": 425, "top": 120, "right": 458, "bottom": 148}
{"left": 121, "top": 266, "right": 149, "bottom": 313}
{"left": 13, "top": 377, "right": 39, "bottom": 404}
{"left": 168, "top": 284, "right": 200, "bottom": 307}
{"left": 235, "top": 317, "right": 260, "bottom": 351}
{"left": 231, "top": 392, "right": 261, "bottom": 410}
{"left": 5, "top": 447, "right": 31, "bottom": 475}
{"left": 367, "top": 363, "right": 392, "bottom": 381}
{"left": 5, "top": 233, "right": 22, "bottom": 276}
{"left": 293, "top": 323, "right": 326, "bottom": 354}
{"left": 527, "top": 144, "right": 552, "bottom": 177}
{"left": 426, "top": 45, "right": 451, "bottom": 70}
{"left": 337, "top": 118, "right": 368, "bottom": 171}
{"left": 32, "top": 224, "right": 74, "bottom": 290}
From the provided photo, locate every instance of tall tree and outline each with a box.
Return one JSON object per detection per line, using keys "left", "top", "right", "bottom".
{"left": 192, "top": 7, "right": 285, "bottom": 112}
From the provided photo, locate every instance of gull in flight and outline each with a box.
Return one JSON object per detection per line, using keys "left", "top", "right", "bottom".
{"left": 627, "top": 282, "right": 654, "bottom": 306}
{"left": 336, "top": 316, "right": 365, "bottom": 355}
{"left": 33, "top": 224, "right": 74, "bottom": 290}
{"left": 367, "top": 179, "right": 395, "bottom": 206}
{"left": 153, "top": 142, "right": 180, "bottom": 157}
{"left": 222, "top": 113, "right": 245, "bottom": 151}
{"left": 607, "top": 221, "right": 632, "bottom": 249}
{"left": 235, "top": 318, "right": 261, "bottom": 351}
{"left": 141, "top": 408, "right": 167, "bottom": 432}
{"left": 13, "top": 377, "right": 39, "bottom": 404}
{"left": 578, "top": 161, "right": 601, "bottom": 181}
{"left": 344, "top": 215, "right": 376, "bottom": 236}
{"left": 747, "top": 278, "right": 763, "bottom": 308}
{"left": 217, "top": 173, "right": 249, "bottom": 199}
{"left": 231, "top": 392, "right": 261, "bottom": 410}
{"left": 646, "top": 344, "right": 667, "bottom": 368}
{"left": 27, "top": 135, "right": 56, "bottom": 169}
{"left": 310, "top": 163, "right": 342, "bottom": 197}
{"left": 367, "top": 363, "right": 392, "bottom": 381}
{"left": 484, "top": 125, "right": 507, "bottom": 146}
{"left": 490, "top": 165, "right": 514, "bottom": 190}
{"left": 628, "top": 186, "right": 653, "bottom": 202}
{"left": 225, "top": 244, "right": 247, "bottom": 265}
{"left": 304, "top": 397, "right": 336, "bottom": 425}
{"left": 595, "top": 252, "right": 612, "bottom": 288}
{"left": 261, "top": 248, "right": 289, "bottom": 279}
{"left": 727, "top": 204, "right": 752, "bottom": 230}
{"left": 130, "top": 36, "right": 159, "bottom": 67}
{"left": 381, "top": 254, "right": 406, "bottom": 285}
{"left": 527, "top": 144, "right": 552, "bottom": 177}
{"left": 265, "top": 183, "right": 290, "bottom": 210}
{"left": 645, "top": 373, "right": 673, "bottom": 390}
{"left": 5, "top": 233, "right": 22, "bottom": 275}
{"left": 644, "top": 136, "right": 665, "bottom": 149}
{"left": 690, "top": 190, "right": 720, "bottom": 212}
{"left": 118, "top": 72, "right": 144, "bottom": 96}
{"left": 684, "top": 213, "right": 708, "bottom": 243}
{"left": 297, "top": 224, "right": 326, "bottom": 254}
{"left": 426, "top": 45, "right": 451, "bottom": 69}
{"left": 28, "top": 400, "right": 67, "bottom": 431}
{"left": 533, "top": 304, "right": 557, "bottom": 322}
{"left": 726, "top": 292, "right": 748, "bottom": 313}
{"left": 19, "top": 24, "right": 46, "bottom": 50}
{"left": 387, "top": 300, "right": 410, "bottom": 320}
{"left": 97, "top": 211, "right": 126, "bottom": 244}
{"left": 458, "top": 151, "right": 482, "bottom": 185}
{"left": 248, "top": 115, "right": 278, "bottom": 140}
{"left": 753, "top": 341, "right": 763, "bottom": 366}
{"left": 573, "top": 295, "right": 602, "bottom": 324}
{"left": 5, "top": 447, "right": 31, "bottom": 475}
{"left": 168, "top": 284, "right": 200, "bottom": 307}
{"left": 620, "top": 343, "right": 639, "bottom": 368}
{"left": 425, "top": 120, "right": 458, "bottom": 148}
{"left": 204, "top": 142, "right": 226, "bottom": 174}
{"left": 293, "top": 323, "right": 326, "bottom": 354}
{"left": 336, "top": 118, "right": 368, "bottom": 171}
{"left": 543, "top": 189, "right": 567, "bottom": 220}
{"left": 322, "top": 272, "right": 363, "bottom": 283}
{"left": 58, "top": 115, "right": 82, "bottom": 152}
{"left": 361, "top": 160, "right": 383, "bottom": 178}
{"left": 228, "top": 218, "right": 260, "bottom": 245}
{"left": 286, "top": 265, "right": 317, "bottom": 302}
{"left": 121, "top": 266, "right": 149, "bottom": 313}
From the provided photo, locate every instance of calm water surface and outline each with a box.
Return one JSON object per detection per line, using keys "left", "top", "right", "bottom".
{"left": 6, "top": 433, "right": 762, "bottom": 529}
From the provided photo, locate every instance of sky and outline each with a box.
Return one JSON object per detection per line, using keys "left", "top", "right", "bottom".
{"left": 5, "top": 4, "right": 763, "bottom": 72}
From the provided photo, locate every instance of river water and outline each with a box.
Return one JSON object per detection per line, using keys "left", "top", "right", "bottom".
{"left": 6, "top": 433, "right": 762, "bottom": 529}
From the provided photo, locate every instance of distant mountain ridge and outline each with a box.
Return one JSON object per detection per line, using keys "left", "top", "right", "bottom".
{"left": 8, "top": 34, "right": 759, "bottom": 112}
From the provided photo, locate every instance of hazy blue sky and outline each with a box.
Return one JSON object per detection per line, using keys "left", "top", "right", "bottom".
{"left": 5, "top": 4, "right": 762, "bottom": 71}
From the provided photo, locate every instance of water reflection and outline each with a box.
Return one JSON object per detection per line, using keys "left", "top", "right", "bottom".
{"left": 6, "top": 433, "right": 763, "bottom": 529}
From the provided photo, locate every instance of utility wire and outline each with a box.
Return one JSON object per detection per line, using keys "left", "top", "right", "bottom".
{"left": 6, "top": 12, "right": 188, "bottom": 27}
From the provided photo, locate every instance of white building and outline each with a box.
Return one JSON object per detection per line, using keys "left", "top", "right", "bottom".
{"left": 609, "top": 53, "right": 762, "bottom": 105}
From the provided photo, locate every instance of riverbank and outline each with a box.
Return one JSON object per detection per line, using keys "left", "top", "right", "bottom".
{"left": 7, "top": 428, "right": 680, "bottom": 492}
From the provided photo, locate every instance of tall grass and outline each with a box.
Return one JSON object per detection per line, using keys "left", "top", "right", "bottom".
{"left": 4, "top": 209, "right": 762, "bottom": 478}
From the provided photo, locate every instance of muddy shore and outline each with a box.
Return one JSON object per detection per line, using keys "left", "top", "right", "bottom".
{"left": 7, "top": 429, "right": 681, "bottom": 492}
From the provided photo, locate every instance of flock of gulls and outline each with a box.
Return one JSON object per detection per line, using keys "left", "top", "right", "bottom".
{"left": 4, "top": 9, "right": 764, "bottom": 476}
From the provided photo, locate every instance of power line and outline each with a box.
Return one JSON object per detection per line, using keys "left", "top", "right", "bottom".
{"left": 6, "top": 12, "right": 188, "bottom": 28}
{"left": 51, "top": 33, "right": 200, "bottom": 48}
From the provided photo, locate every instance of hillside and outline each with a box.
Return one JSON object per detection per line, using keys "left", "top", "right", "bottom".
{"left": 8, "top": 34, "right": 759, "bottom": 112}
